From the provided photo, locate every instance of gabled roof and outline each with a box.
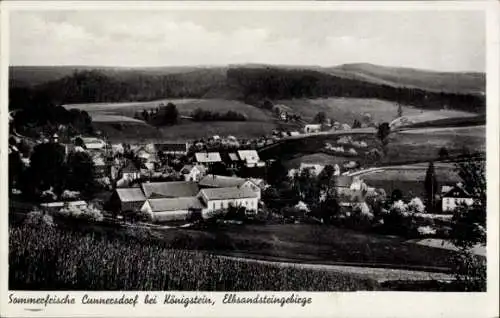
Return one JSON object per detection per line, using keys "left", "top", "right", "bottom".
{"left": 195, "top": 152, "right": 221, "bottom": 163}
{"left": 115, "top": 188, "right": 146, "bottom": 203}
{"left": 141, "top": 181, "right": 199, "bottom": 198}
{"left": 181, "top": 164, "right": 206, "bottom": 174}
{"left": 156, "top": 143, "right": 188, "bottom": 152}
{"left": 237, "top": 150, "right": 260, "bottom": 162}
{"left": 199, "top": 175, "right": 247, "bottom": 188}
{"left": 442, "top": 185, "right": 472, "bottom": 198}
{"left": 228, "top": 153, "right": 241, "bottom": 161}
{"left": 147, "top": 197, "right": 205, "bottom": 212}
{"left": 200, "top": 187, "right": 258, "bottom": 201}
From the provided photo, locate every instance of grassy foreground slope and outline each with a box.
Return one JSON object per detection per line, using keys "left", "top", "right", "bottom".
{"left": 9, "top": 224, "right": 379, "bottom": 291}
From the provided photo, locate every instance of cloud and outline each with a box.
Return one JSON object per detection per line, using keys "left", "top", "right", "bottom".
{"left": 9, "top": 10, "right": 485, "bottom": 71}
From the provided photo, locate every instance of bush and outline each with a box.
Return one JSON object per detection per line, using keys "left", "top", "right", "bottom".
{"left": 451, "top": 251, "right": 486, "bottom": 291}
{"left": 56, "top": 204, "right": 104, "bottom": 222}
{"left": 24, "top": 209, "right": 55, "bottom": 228}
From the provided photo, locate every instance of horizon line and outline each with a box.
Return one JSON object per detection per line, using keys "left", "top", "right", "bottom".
{"left": 8, "top": 62, "right": 485, "bottom": 74}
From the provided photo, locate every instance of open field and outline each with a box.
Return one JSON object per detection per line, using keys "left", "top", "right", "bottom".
{"left": 359, "top": 164, "right": 461, "bottom": 199}
{"left": 278, "top": 98, "right": 476, "bottom": 124}
{"left": 385, "top": 126, "right": 485, "bottom": 163}
{"left": 65, "top": 98, "right": 274, "bottom": 122}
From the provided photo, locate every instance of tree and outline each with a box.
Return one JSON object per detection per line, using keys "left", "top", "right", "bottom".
{"left": 397, "top": 103, "right": 403, "bottom": 118}
{"left": 376, "top": 122, "right": 391, "bottom": 154}
{"left": 262, "top": 99, "right": 274, "bottom": 110}
{"left": 313, "top": 111, "right": 327, "bottom": 124}
{"left": 352, "top": 119, "right": 362, "bottom": 129}
{"left": 390, "top": 189, "right": 403, "bottom": 202}
{"left": 450, "top": 160, "right": 486, "bottom": 291}
{"left": 66, "top": 151, "right": 97, "bottom": 199}
{"left": 424, "top": 161, "right": 438, "bottom": 213}
{"left": 9, "top": 151, "right": 24, "bottom": 190}
{"left": 266, "top": 160, "right": 288, "bottom": 186}
{"left": 74, "top": 136, "right": 85, "bottom": 148}
{"left": 28, "top": 142, "right": 67, "bottom": 198}
{"left": 163, "top": 103, "right": 179, "bottom": 125}
{"left": 438, "top": 147, "right": 449, "bottom": 159}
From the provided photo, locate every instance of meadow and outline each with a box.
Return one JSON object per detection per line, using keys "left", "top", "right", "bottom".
{"left": 65, "top": 99, "right": 274, "bottom": 122}
{"left": 278, "top": 98, "right": 475, "bottom": 124}
{"left": 359, "top": 164, "right": 461, "bottom": 199}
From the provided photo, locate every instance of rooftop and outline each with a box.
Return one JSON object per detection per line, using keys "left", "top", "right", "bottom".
{"left": 148, "top": 196, "right": 205, "bottom": 212}
{"left": 156, "top": 143, "right": 188, "bottom": 152}
{"left": 201, "top": 187, "right": 258, "bottom": 201}
{"left": 116, "top": 188, "right": 146, "bottom": 203}
{"left": 142, "top": 181, "right": 199, "bottom": 198}
{"left": 199, "top": 175, "right": 247, "bottom": 188}
{"left": 195, "top": 152, "right": 222, "bottom": 163}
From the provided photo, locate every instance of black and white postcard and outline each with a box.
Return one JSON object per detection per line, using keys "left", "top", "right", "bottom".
{"left": 0, "top": 1, "right": 498, "bottom": 317}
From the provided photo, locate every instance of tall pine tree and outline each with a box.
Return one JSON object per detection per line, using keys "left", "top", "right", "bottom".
{"left": 424, "top": 161, "right": 438, "bottom": 213}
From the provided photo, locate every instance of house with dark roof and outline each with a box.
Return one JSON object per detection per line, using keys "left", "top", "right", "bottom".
{"left": 141, "top": 181, "right": 199, "bottom": 198}
{"left": 156, "top": 143, "right": 189, "bottom": 156}
{"left": 442, "top": 184, "right": 475, "bottom": 212}
{"left": 109, "top": 188, "right": 146, "bottom": 214}
{"left": 140, "top": 196, "right": 204, "bottom": 222}
{"left": 198, "top": 187, "right": 259, "bottom": 218}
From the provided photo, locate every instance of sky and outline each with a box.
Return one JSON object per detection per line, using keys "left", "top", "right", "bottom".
{"left": 9, "top": 10, "right": 486, "bottom": 72}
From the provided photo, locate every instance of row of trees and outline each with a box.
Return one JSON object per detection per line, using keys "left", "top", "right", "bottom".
{"left": 190, "top": 108, "right": 247, "bottom": 122}
{"left": 228, "top": 67, "right": 484, "bottom": 113}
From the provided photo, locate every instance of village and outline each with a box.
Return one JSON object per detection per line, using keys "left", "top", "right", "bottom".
{"left": 9, "top": 120, "right": 477, "bottom": 236}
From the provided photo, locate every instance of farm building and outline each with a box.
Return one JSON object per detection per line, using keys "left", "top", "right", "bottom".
{"left": 140, "top": 197, "right": 204, "bottom": 222}
{"left": 109, "top": 188, "right": 146, "bottom": 214}
{"left": 441, "top": 184, "right": 475, "bottom": 212}
{"left": 237, "top": 150, "right": 265, "bottom": 168}
{"left": 156, "top": 143, "right": 189, "bottom": 156}
{"left": 198, "top": 187, "right": 259, "bottom": 218}
{"left": 303, "top": 124, "right": 322, "bottom": 134}
{"left": 199, "top": 175, "right": 261, "bottom": 199}
{"left": 141, "top": 181, "right": 199, "bottom": 199}
{"left": 181, "top": 164, "right": 207, "bottom": 182}
{"left": 195, "top": 152, "right": 222, "bottom": 165}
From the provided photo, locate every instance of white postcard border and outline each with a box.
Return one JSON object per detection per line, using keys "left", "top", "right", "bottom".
{"left": 0, "top": 2, "right": 498, "bottom": 318}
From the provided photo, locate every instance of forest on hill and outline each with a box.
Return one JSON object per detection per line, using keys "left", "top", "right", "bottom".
{"left": 9, "top": 65, "right": 485, "bottom": 114}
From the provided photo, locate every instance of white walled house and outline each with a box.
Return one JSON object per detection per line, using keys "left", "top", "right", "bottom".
{"left": 199, "top": 175, "right": 261, "bottom": 199}
{"left": 442, "top": 185, "right": 475, "bottom": 212}
{"left": 198, "top": 187, "right": 259, "bottom": 219}
{"left": 237, "top": 150, "right": 265, "bottom": 168}
{"left": 181, "top": 165, "right": 207, "bottom": 182}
